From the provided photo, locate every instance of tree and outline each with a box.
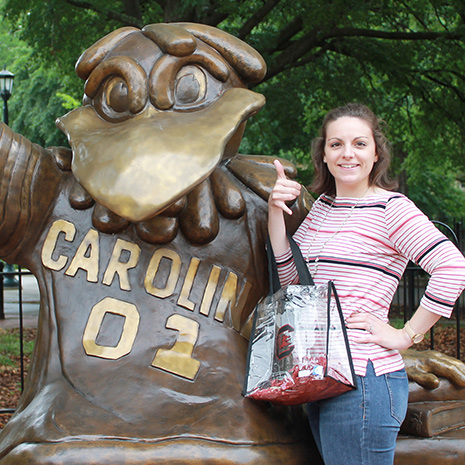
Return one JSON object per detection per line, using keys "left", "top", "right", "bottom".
{"left": 1, "top": 0, "right": 465, "bottom": 218}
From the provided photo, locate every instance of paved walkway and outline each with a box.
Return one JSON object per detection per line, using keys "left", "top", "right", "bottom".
{"left": 0, "top": 273, "right": 39, "bottom": 330}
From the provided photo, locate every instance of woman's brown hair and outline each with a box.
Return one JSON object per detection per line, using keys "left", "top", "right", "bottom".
{"left": 309, "top": 103, "right": 397, "bottom": 196}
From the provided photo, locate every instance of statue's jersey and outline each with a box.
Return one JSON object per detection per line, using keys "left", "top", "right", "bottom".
{"left": 0, "top": 124, "right": 314, "bottom": 464}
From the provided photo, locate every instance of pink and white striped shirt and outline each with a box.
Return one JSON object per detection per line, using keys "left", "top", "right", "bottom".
{"left": 275, "top": 192, "right": 465, "bottom": 377}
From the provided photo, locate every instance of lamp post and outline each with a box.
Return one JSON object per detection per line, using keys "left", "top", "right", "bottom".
{"left": 0, "top": 66, "right": 19, "bottom": 289}
{"left": 0, "top": 67, "right": 14, "bottom": 125}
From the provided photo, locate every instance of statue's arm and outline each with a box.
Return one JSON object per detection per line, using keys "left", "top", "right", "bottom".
{"left": 0, "top": 122, "right": 63, "bottom": 265}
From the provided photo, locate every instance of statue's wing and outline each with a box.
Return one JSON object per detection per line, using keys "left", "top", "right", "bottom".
{"left": 0, "top": 123, "right": 63, "bottom": 265}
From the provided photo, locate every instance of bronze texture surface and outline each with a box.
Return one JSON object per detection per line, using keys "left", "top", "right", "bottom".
{"left": 0, "top": 21, "right": 465, "bottom": 465}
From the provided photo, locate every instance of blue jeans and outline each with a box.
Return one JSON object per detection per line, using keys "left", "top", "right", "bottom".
{"left": 307, "top": 361, "right": 409, "bottom": 465}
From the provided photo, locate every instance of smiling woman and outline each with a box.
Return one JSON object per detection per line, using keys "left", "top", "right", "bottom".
{"left": 267, "top": 102, "right": 465, "bottom": 465}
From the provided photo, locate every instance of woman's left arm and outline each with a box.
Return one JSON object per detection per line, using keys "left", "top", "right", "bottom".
{"left": 346, "top": 195, "right": 465, "bottom": 350}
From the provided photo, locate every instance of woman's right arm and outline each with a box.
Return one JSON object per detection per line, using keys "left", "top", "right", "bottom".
{"left": 267, "top": 159, "right": 302, "bottom": 255}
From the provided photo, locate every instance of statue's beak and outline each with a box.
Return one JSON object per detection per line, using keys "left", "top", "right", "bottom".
{"left": 56, "top": 88, "right": 265, "bottom": 222}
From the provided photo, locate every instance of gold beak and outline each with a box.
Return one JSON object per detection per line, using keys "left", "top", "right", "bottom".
{"left": 57, "top": 88, "right": 265, "bottom": 222}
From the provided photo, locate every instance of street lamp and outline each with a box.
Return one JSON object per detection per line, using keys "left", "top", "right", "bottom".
{"left": 0, "top": 67, "right": 14, "bottom": 125}
{"left": 0, "top": 66, "right": 19, "bottom": 289}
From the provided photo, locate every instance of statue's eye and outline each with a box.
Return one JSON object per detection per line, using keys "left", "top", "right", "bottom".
{"left": 93, "top": 76, "right": 131, "bottom": 122}
{"left": 107, "top": 78, "right": 129, "bottom": 113}
{"left": 174, "top": 66, "right": 207, "bottom": 108}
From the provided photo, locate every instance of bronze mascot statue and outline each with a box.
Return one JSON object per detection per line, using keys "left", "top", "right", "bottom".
{"left": 0, "top": 22, "right": 314, "bottom": 465}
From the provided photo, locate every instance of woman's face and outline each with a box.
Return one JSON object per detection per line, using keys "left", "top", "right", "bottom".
{"left": 324, "top": 116, "right": 378, "bottom": 197}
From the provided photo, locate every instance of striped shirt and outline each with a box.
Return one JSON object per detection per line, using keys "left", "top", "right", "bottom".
{"left": 275, "top": 192, "right": 465, "bottom": 377}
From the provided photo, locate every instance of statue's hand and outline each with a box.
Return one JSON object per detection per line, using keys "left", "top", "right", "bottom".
{"left": 401, "top": 349, "right": 465, "bottom": 390}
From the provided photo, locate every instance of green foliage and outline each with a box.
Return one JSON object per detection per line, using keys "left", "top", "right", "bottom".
{"left": 0, "top": 0, "right": 464, "bottom": 218}
{"left": 56, "top": 92, "right": 81, "bottom": 111}
{"left": 9, "top": 62, "right": 78, "bottom": 146}
{"left": 0, "top": 0, "right": 83, "bottom": 145}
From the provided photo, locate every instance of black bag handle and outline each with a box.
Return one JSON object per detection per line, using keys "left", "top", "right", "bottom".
{"left": 325, "top": 280, "right": 358, "bottom": 389}
{"left": 265, "top": 234, "right": 314, "bottom": 295}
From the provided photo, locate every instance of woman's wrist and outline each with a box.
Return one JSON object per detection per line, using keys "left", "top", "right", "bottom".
{"left": 399, "top": 327, "right": 414, "bottom": 349}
